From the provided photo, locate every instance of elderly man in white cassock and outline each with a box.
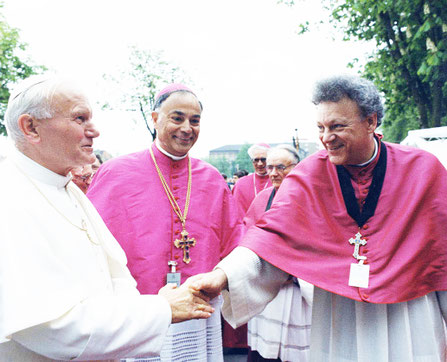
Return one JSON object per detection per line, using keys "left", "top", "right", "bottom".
{"left": 0, "top": 75, "right": 214, "bottom": 361}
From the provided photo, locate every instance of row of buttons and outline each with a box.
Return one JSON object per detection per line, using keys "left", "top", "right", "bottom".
{"left": 360, "top": 225, "right": 369, "bottom": 266}
{"left": 171, "top": 163, "right": 182, "bottom": 261}
{"left": 359, "top": 222, "right": 370, "bottom": 300}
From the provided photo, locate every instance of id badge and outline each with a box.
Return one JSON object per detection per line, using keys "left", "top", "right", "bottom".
{"left": 348, "top": 263, "right": 370, "bottom": 288}
{"left": 167, "top": 272, "right": 181, "bottom": 287}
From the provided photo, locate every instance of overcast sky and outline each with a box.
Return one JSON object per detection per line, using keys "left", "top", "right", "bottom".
{"left": 2, "top": 0, "right": 373, "bottom": 158}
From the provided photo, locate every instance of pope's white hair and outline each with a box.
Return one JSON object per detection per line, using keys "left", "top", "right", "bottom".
{"left": 5, "top": 74, "right": 64, "bottom": 145}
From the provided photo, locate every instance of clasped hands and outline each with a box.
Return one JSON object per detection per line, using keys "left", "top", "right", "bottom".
{"left": 158, "top": 269, "right": 228, "bottom": 323}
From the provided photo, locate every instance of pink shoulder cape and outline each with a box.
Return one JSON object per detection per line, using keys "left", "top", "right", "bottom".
{"left": 240, "top": 142, "right": 447, "bottom": 303}
{"left": 243, "top": 186, "right": 276, "bottom": 230}
{"left": 233, "top": 173, "right": 271, "bottom": 215}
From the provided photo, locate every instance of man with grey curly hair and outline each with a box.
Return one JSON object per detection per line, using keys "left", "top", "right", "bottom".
{"left": 0, "top": 75, "right": 214, "bottom": 361}
{"left": 312, "top": 75, "right": 384, "bottom": 126}
{"left": 192, "top": 74, "right": 447, "bottom": 361}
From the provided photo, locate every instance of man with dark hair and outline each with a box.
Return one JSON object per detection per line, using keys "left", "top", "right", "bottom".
{"left": 232, "top": 170, "right": 246, "bottom": 183}
{"left": 191, "top": 75, "right": 447, "bottom": 361}
{"left": 88, "top": 83, "right": 243, "bottom": 361}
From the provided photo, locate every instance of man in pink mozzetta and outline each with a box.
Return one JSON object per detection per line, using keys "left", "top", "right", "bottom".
{"left": 244, "top": 144, "right": 313, "bottom": 362}
{"left": 223, "top": 143, "right": 272, "bottom": 351}
{"left": 232, "top": 143, "right": 272, "bottom": 215}
{"left": 87, "top": 84, "right": 243, "bottom": 361}
{"left": 190, "top": 75, "right": 447, "bottom": 361}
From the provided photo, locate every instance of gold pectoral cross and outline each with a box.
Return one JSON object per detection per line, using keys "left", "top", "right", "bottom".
{"left": 174, "top": 229, "right": 196, "bottom": 264}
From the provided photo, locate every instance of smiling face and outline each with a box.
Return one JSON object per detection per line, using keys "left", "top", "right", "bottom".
{"left": 32, "top": 84, "right": 99, "bottom": 175}
{"left": 316, "top": 97, "right": 377, "bottom": 166}
{"left": 152, "top": 92, "right": 201, "bottom": 157}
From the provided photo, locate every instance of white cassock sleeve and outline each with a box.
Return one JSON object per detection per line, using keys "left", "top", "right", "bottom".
{"left": 0, "top": 160, "right": 172, "bottom": 360}
{"left": 12, "top": 294, "right": 171, "bottom": 360}
{"left": 216, "top": 246, "right": 290, "bottom": 328}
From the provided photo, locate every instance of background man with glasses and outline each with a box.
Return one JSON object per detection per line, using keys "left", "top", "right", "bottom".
{"left": 232, "top": 143, "right": 272, "bottom": 215}
{"left": 71, "top": 163, "right": 94, "bottom": 194}
{"left": 224, "top": 143, "right": 272, "bottom": 351}
{"left": 244, "top": 144, "right": 312, "bottom": 362}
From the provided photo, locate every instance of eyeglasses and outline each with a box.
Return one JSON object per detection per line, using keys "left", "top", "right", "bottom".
{"left": 79, "top": 174, "right": 93, "bottom": 181}
{"left": 252, "top": 158, "right": 267, "bottom": 163}
{"left": 73, "top": 173, "right": 93, "bottom": 181}
{"left": 267, "top": 164, "right": 296, "bottom": 173}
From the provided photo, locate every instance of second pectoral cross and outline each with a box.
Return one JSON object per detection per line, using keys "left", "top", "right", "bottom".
{"left": 174, "top": 229, "right": 196, "bottom": 264}
{"left": 349, "top": 232, "right": 367, "bottom": 262}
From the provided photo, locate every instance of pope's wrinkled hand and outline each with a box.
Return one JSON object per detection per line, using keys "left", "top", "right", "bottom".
{"left": 184, "top": 269, "right": 229, "bottom": 300}
{"left": 158, "top": 282, "right": 214, "bottom": 323}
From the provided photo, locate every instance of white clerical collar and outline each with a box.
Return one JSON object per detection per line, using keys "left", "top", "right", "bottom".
{"left": 9, "top": 145, "right": 72, "bottom": 189}
{"left": 155, "top": 139, "right": 188, "bottom": 161}
{"left": 353, "top": 138, "right": 378, "bottom": 167}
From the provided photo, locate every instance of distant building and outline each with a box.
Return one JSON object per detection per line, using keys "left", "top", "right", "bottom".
{"left": 209, "top": 140, "right": 320, "bottom": 161}
{"left": 293, "top": 140, "right": 321, "bottom": 158}
{"left": 209, "top": 144, "right": 246, "bottom": 161}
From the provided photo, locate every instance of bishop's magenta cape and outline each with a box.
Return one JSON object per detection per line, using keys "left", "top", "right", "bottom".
{"left": 233, "top": 173, "right": 271, "bottom": 215}
{"left": 240, "top": 141, "right": 447, "bottom": 303}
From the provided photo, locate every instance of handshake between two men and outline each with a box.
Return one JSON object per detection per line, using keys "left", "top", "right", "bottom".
{"left": 161, "top": 269, "right": 227, "bottom": 323}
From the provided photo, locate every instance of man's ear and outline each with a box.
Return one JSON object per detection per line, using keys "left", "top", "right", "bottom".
{"left": 366, "top": 113, "right": 378, "bottom": 133}
{"left": 17, "top": 114, "right": 40, "bottom": 143}
{"left": 152, "top": 111, "right": 159, "bottom": 130}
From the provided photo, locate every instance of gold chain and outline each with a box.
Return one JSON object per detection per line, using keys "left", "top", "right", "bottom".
{"left": 149, "top": 146, "right": 192, "bottom": 226}
{"left": 16, "top": 164, "right": 99, "bottom": 245}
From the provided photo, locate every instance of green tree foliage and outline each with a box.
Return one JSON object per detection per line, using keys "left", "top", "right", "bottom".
{"left": 337, "top": 1, "right": 446, "bottom": 141}
{"left": 295, "top": 0, "right": 447, "bottom": 142}
{"left": 0, "top": 5, "right": 43, "bottom": 134}
{"left": 205, "top": 143, "right": 254, "bottom": 177}
{"left": 101, "top": 46, "right": 191, "bottom": 141}
{"left": 205, "top": 156, "right": 235, "bottom": 177}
